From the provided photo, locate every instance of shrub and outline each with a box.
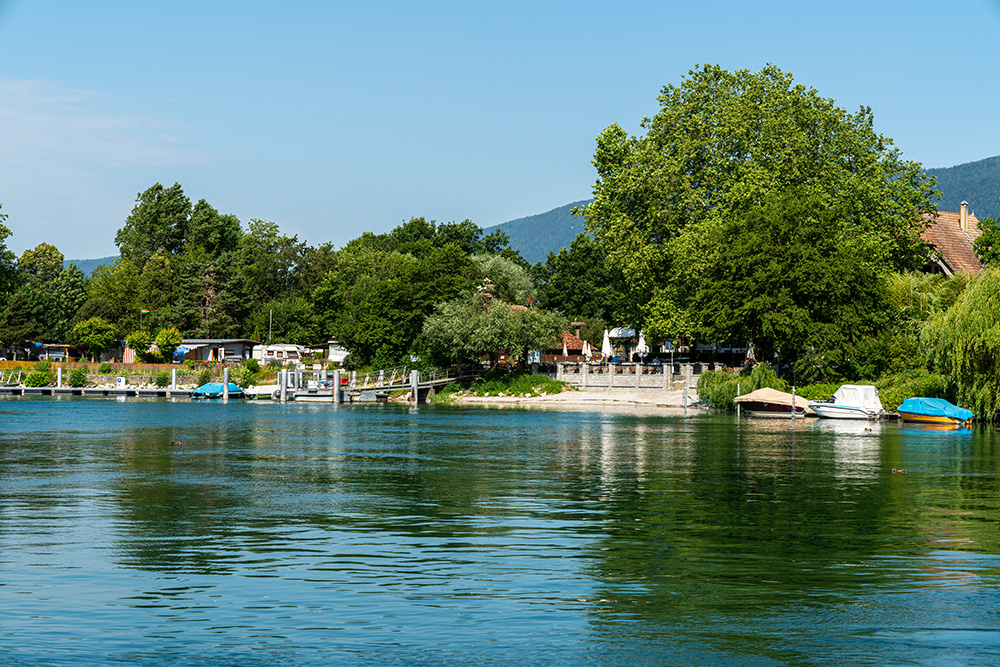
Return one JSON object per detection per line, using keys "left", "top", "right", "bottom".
{"left": 234, "top": 362, "right": 260, "bottom": 389}
{"left": 197, "top": 369, "right": 213, "bottom": 386}
{"left": 468, "top": 371, "right": 568, "bottom": 397}
{"left": 24, "top": 365, "right": 54, "bottom": 387}
{"left": 99, "top": 362, "right": 112, "bottom": 374}
{"left": 154, "top": 371, "right": 170, "bottom": 388}
{"left": 876, "top": 369, "right": 948, "bottom": 412}
{"left": 68, "top": 367, "right": 89, "bottom": 387}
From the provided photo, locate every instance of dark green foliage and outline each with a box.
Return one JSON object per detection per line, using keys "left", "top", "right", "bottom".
{"left": 154, "top": 371, "right": 170, "bottom": 388}
{"left": 249, "top": 297, "right": 318, "bottom": 345}
{"left": 926, "top": 156, "right": 1000, "bottom": 221}
{"left": 693, "top": 187, "right": 894, "bottom": 376}
{"left": 532, "top": 233, "right": 622, "bottom": 322}
{"left": 197, "top": 369, "right": 212, "bottom": 386}
{"left": 99, "top": 362, "right": 112, "bottom": 374}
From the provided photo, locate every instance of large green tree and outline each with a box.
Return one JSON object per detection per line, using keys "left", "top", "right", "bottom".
{"left": 582, "top": 64, "right": 939, "bottom": 361}
{"left": 423, "top": 292, "right": 565, "bottom": 369}
{"left": 115, "top": 183, "right": 193, "bottom": 269}
{"left": 689, "top": 187, "right": 894, "bottom": 380}
{"left": 72, "top": 317, "right": 117, "bottom": 362}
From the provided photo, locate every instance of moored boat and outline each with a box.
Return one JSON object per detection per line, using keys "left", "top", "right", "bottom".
{"left": 191, "top": 382, "right": 244, "bottom": 399}
{"left": 896, "top": 397, "right": 973, "bottom": 426}
{"left": 734, "top": 387, "right": 814, "bottom": 417}
{"left": 809, "top": 384, "right": 885, "bottom": 420}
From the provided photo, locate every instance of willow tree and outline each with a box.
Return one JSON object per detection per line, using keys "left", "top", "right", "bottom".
{"left": 923, "top": 269, "right": 1000, "bottom": 419}
{"left": 423, "top": 292, "right": 565, "bottom": 369}
{"left": 582, "top": 64, "right": 938, "bottom": 365}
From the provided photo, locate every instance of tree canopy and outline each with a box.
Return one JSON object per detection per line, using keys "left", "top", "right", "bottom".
{"left": 582, "top": 64, "right": 939, "bottom": 363}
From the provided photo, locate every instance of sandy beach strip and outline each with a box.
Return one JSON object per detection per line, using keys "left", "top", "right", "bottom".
{"left": 451, "top": 387, "right": 701, "bottom": 413}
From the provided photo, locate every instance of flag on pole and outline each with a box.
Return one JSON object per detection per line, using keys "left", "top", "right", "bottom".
{"left": 141, "top": 308, "right": 150, "bottom": 314}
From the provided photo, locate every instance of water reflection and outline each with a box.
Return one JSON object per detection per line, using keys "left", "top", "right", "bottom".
{"left": 4, "top": 398, "right": 1000, "bottom": 664}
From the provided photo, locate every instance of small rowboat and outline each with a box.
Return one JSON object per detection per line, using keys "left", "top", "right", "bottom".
{"left": 896, "top": 397, "right": 973, "bottom": 426}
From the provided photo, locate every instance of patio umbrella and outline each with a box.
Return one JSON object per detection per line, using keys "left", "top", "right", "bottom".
{"left": 602, "top": 329, "right": 612, "bottom": 358}
{"left": 563, "top": 340, "right": 568, "bottom": 357}
{"left": 636, "top": 331, "right": 648, "bottom": 358}
{"left": 583, "top": 340, "right": 592, "bottom": 358}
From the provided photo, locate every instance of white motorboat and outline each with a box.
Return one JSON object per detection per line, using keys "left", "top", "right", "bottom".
{"left": 808, "top": 384, "right": 884, "bottom": 420}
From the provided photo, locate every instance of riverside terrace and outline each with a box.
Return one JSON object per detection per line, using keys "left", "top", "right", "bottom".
{"left": 552, "top": 360, "right": 715, "bottom": 391}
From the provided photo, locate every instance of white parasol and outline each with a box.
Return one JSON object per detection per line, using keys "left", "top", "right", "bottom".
{"left": 602, "top": 328, "right": 612, "bottom": 358}
{"left": 563, "top": 340, "right": 569, "bottom": 357}
{"left": 583, "top": 340, "right": 592, "bottom": 358}
{"left": 636, "top": 330, "right": 649, "bottom": 357}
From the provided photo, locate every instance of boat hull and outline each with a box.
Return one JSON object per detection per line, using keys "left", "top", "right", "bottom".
{"left": 809, "top": 404, "right": 874, "bottom": 420}
{"left": 740, "top": 401, "right": 810, "bottom": 418}
{"left": 897, "top": 411, "right": 968, "bottom": 425}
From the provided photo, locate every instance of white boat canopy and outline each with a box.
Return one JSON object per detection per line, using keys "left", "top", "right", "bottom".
{"left": 831, "top": 384, "right": 884, "bottom": 413}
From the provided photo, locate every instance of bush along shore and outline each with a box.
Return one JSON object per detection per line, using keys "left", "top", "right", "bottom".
{"left": 429, "top": 371, "right": 573, "bottom": 403}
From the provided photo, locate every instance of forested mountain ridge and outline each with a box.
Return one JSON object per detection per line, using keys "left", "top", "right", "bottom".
{"left": 63, "top": 256, "right": 118, "bottom": 276}
{"left": 484, "top": 200, "right": 593, "bottom": 264}
{"left": 927, "top": 155, "right": 1000, "bottom": 221}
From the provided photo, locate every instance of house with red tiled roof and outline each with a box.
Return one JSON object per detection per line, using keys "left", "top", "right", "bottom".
{"left": 921, "top": 201, "right": 983, "bottom": 276}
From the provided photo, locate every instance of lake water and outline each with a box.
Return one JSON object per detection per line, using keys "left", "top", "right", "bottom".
{"left": 3, "top": 396, "right": 1000, "bottom": 666}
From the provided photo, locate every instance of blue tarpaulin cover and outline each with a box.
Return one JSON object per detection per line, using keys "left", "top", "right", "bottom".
{"left": 191, "top": 382, "right": 243, "bottom": 398}
{"left": 898, "top": 397, "right": 973, "bottom": 421}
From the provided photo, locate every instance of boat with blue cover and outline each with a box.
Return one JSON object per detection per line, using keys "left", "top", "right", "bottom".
{"left": 190, "top": 382, "right": 244, "bottom": 399}
{"left": 896, "top": 397, "right": 973, "bottom": 426}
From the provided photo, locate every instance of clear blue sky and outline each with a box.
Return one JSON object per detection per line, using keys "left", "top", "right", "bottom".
{"left": 1, "top": 0, "right": 998, "bottom": 258}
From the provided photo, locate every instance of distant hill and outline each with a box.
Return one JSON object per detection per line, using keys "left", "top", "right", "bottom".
{"left": 64, "top": 256, "right": 117, "bottom": 276}
{"left": 927, "top": 156, "right": 1000, "bottom": 221}
{"left": 486, "top": 200, "right": 593, "bottom": 264}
